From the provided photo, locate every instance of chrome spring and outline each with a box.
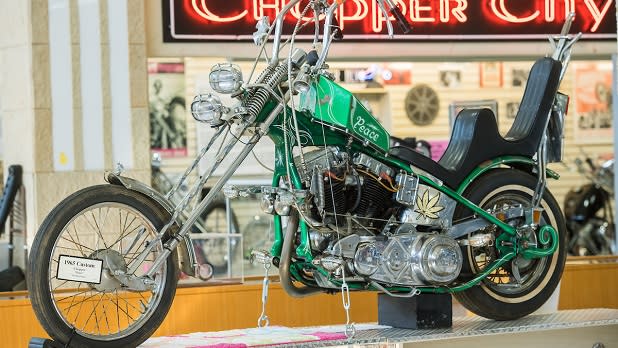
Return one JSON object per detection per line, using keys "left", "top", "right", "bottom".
{"left": 247, "top": 89, "right": 271, "bottom": 120}
{"left": 247, "top": 65, "right": 276, "bottom": 100}
{"left": 247, "top": 64, "right": 289, "bottom": 119}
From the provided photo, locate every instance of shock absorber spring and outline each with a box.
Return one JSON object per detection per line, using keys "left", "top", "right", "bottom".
{"left": 246, "top": 64, "right": 289, "bottom": 120}
{"left": 247, "top": 65, "right": 276, "bottom": 100}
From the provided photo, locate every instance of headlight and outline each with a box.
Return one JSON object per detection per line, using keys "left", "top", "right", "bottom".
{"left": 190, "top": 93, "right": 226, "bottom": 127}
{"left": 209, "top": 63, "right": 243, "bottom": 94}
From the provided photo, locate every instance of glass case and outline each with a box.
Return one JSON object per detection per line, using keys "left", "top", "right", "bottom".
{"left": 178, "top": 180, "right": 278, "bottom": 285}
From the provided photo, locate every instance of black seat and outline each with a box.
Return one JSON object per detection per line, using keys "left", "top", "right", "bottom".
{"left": 389, "top": 57, "right": 562, "bottom": 189}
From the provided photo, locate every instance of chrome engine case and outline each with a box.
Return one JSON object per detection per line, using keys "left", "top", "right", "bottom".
{"left": 351, "top": 230, "right": 462, "bottom": 286}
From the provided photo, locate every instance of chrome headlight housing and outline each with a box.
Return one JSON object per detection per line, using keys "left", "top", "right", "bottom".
{"left": 190, "top": 93, "right": 226, "bottom": 127}
{"left": 209, "top": 63, "right": 243, "bottom": 94}
{"left": 293, "top": 69, "right": 311, "bottom": 94}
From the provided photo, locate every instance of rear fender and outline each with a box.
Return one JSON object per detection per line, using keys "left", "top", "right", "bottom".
{"left": 106, "top": 173, "right": 197, "bottom": 277}
{"left": 457, "top": 156, "right": 560, "bottom": 195}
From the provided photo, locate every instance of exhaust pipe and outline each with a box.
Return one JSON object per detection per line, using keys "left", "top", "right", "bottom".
{"left": 278, "top": 211, "right": 322, "bottom": 298}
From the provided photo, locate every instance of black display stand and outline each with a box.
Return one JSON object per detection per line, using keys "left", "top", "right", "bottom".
{"left": 378, "top": 292, "right": 453, "bottom": 329}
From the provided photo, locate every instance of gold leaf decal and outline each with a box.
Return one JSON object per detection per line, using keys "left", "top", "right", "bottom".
{"left": 414, "top": 190, "right": 445, "bottom": 220}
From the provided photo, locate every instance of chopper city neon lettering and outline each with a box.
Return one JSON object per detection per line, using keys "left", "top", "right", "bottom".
{"left": 188, "top": 0, "right": 614, "bottom": 33}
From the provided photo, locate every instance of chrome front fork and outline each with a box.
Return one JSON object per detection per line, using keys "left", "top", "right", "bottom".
{"left": 134, "top": 102, "right": 287, "bottom": 279}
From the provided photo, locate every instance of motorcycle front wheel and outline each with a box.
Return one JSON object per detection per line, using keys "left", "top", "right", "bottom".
{"left": 454, "top": 169, "right": 566, "bottom": 320}
{"left": 28, "top": 185, "right": 179, "bottom": 348}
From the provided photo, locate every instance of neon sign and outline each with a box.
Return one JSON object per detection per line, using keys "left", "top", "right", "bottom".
{"left": 163, "top": 0, "right": 616, "bottom": 41}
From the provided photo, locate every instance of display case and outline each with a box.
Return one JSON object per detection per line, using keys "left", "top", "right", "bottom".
{"left": 178, "top": 179, "right": 279, "bottom": 285}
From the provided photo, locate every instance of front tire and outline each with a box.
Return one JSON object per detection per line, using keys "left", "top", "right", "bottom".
{"left": 28, "top": 185, "right": 179, "bottom": 348}
{"left": 454, "top": 169, "right": 566, "bottom": 320}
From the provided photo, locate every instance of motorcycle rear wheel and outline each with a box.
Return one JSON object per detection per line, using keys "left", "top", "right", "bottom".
{"left": 454, "top": 169, "right": 566, "bottom": 320}
{"left": 28, "top": 185, "right": 179, "bottom": 348}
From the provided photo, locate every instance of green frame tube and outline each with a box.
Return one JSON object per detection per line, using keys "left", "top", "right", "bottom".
{"left": 263, "top": 102, "right": 559, "bottom": 294}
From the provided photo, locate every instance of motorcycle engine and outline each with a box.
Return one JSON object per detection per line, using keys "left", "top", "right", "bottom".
{"left": 296, "top": 147, "right": 462, "bottom": 287}
{"left": 353, "top": 228, "right": 462, "bottom": 285}
{"left": 298, "top": 148, "right": 395, "bottom": 234}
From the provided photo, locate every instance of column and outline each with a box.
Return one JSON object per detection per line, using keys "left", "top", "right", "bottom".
{"left": 0, "top": 0, "right": 150, "bottom": 249}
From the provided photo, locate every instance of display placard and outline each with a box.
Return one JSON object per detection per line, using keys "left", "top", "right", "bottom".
{"left": 57, "top": 255, "right": 103, "bottom": 284}
{"left": 163, "top": 0, "right": 617, "bottom": 42}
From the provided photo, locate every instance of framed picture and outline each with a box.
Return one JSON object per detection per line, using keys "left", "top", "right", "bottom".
{"left": 511, "top": 68, "right": 529, "bottom": 87}
{"left": 573, "top": 62, "right": 613, "bottom": 144}
{"left": 382, "top": 63, "right": 412, "bottom": 85}
{"left": 506, "top": 101, "right": 520, "bottom": 119}
{"left": 480, "top": 62, "right": 503, "bottom": 88}
{"left": 439, "top": 70, "right": 461, "bottom": 88}
{"left": 148, "top": 61, "right": 188, "bottom": 157}
{"left": 448, "top": 100, "right": 499, "bottom": 130}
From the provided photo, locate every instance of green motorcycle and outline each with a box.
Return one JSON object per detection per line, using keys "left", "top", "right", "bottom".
{"left": 28, "top": 1, "right": 580, "bottom": 347}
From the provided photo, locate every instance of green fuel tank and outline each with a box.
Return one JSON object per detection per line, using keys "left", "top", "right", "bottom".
{"left": 299, "top": 75, "right": 390, "bottom": 153}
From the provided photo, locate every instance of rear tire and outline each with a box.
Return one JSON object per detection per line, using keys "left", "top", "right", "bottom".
{"left": 454, "top": 169, "right": 566, "bottom": 320}
{"left": 28, "top": 185, "right": 179, "bottom": 348}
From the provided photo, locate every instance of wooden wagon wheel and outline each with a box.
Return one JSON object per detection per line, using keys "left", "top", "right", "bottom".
{"left": 405, "top": 84, "right": 440, "bottom": 126}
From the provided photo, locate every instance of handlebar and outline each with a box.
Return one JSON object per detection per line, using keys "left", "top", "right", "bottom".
{"left": 560, "top": 12, "right": 575, "bottom": 36}
{"left": 384, "top": 0, "right": 412, "bottom": 34}
{"left": 269, "top": 0, "right": 303, "bottom": 65}
{"left": 268, "top": 0, "right": 412, "bottom": 66}
{"left": 331, "top": 16, "right": 344, "bottom": 40}
{"left": 573, "top": 156, "right": 614, "bottom": 193}
{"left": 390, "top": 7, "right": 412, "bottom": 34}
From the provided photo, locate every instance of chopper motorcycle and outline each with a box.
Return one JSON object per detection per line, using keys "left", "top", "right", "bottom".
{"left": 28, "top": 1, "right": 580, "bottom": 347}
{"left": 564, "top": 155, "right": 615, "bottom": 256}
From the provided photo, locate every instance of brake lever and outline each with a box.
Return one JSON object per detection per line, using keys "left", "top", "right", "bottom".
{"left": 384, "top": 0, "right": 412, "bottom": 34}
{"left": 331, "top": 16, "right": 344, "bottom": 40}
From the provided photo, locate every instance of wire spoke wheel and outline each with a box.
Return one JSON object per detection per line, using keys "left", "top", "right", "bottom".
{"left": 48, "top": 203, "right": 165, "bottom": 340}
{"left": 470, "top": 194, "right": 546, "bottom": 295}
{"left": 454, "top": 169, "right": 566, "bottom": 320}
{"left": 29, "top": 185, "right": 179, "bottom": 348}
{"left": 405, "top": 84, "right": 440, "bottom": 126}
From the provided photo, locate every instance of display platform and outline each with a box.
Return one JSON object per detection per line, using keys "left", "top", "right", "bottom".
{"left": 137, "top": 308, "right": 618, "bottom": 348}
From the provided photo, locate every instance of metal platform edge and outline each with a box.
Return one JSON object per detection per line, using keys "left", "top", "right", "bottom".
{"left": 29, "top": 308, "right": 618, "bottom": 348}
{"left": 275, "top": 308, "right": 618, "bottom": 348}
